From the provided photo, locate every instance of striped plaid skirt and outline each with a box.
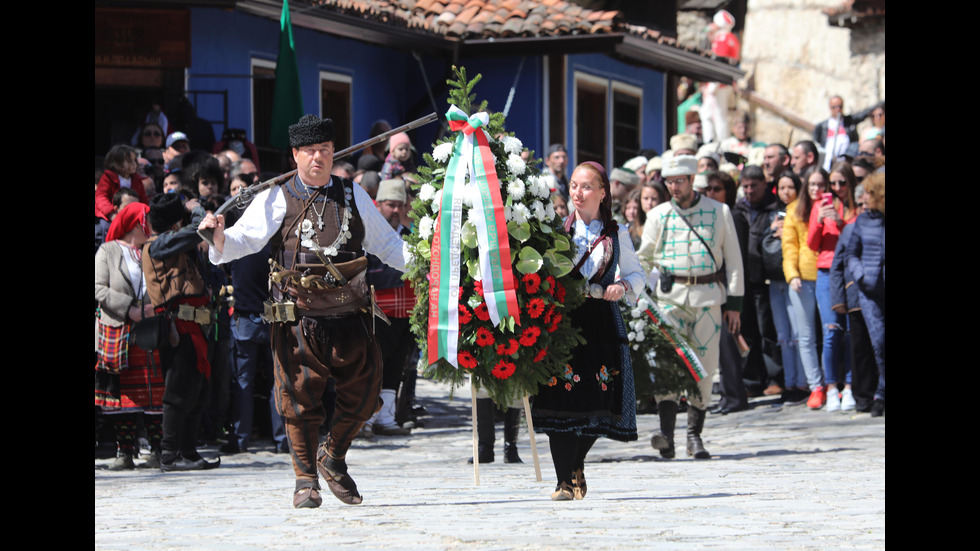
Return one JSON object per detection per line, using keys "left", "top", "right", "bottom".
{"left": 95, "top": 321, "right": 164, "bottom": 412}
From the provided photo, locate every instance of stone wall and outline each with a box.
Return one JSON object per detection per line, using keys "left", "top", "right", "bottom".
{"left": 678, "top": 0, "right": 885, "bottom": 147}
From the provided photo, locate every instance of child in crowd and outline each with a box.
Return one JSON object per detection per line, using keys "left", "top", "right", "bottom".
{"left": 380, "top": 132, "right": 416, "bottom": 180}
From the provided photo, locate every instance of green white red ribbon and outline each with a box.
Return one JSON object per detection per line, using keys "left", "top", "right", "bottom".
{"left": 644, "top": 307, "right": 707, "bottom": 382}
{"left": 428, "top": 106, "right": 520, "bottom": 368}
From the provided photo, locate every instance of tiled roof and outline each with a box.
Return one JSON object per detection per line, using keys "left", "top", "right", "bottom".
{"left": 304, "top": 0, "right": 728, "bottom": 63}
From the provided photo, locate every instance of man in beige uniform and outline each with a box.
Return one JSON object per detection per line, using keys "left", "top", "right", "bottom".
{"left": 636, "top": 155, "right": 743, "bottom": 460}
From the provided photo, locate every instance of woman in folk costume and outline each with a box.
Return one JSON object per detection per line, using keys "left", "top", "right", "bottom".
{"left": 531, "top": 161, "right": 647, "bottom": 501}
{"left": 95, "top": 202, "right": 166, "bottom": 469}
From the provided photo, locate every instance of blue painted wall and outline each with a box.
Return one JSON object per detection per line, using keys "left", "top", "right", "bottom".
{"left": 184, "top": 8, "right": 664, "bottom": 170}
{"left": 566, "top": 53, "right": 666, "bottom": 167}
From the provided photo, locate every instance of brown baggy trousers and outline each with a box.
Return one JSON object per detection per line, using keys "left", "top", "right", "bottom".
{"left": 272, "top": 314, "right": 382, "bottom": 483}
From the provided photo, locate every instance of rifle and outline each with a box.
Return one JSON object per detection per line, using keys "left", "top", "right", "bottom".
{"left": 198, "top": 112, "right": 439, "bottom": 247}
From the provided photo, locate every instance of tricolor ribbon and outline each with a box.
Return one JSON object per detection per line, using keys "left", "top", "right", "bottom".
{"left": 428, "top": 106, "right": 521, "bottom": 368}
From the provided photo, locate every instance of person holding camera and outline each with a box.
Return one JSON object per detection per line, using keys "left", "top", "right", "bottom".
{"left": 636, "top": 155, "right": 744, "bottom": 460}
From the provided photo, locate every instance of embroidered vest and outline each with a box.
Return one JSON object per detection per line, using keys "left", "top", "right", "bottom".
{"left": 268, "top": 174, "right": 366, "bottom": 301}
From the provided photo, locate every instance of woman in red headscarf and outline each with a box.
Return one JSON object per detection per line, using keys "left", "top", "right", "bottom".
{"left": 95, "top": 202, "right": 166, "bottom": 470}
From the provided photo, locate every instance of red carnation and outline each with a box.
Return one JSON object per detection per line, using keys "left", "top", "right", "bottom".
{"left": 474, "top": 302, "right": 490, "bottom": 321}
{"left": 458, "top": 350, "right": 477, "bottom": 369}
{"left": 496, "top": 338, "right": 519, "bottom": 356}
{"left": 491, "top": 360, "right": 516, "bottom": 380}
{"left": 475, "top": 327, "right": 495, "bottom": 347}
{"left": 522, "top": 273, "right": 541, "bottom": 294}
{"left": 526, "top": 297, "right": 546, "bottom": 319}
{"left": 533, "top": 346, "right": 548, "bottom": 362}
{"left": 458, "top": 303, "right": 472, "bottom": 325}
{"left": 519, "top": 325, "right": 541, "bottom": 347}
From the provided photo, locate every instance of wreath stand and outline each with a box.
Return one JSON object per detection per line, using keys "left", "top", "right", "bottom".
{"left": 470, "top": 380, "right": 542, "bottom": 485}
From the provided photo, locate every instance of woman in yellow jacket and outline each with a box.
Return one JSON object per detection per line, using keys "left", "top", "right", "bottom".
{"left": 782, "top": 166, "right": 825, "bottom": 408}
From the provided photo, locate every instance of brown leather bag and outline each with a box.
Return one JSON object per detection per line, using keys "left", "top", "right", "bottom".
{"left": 285, "top": 257, "right": 371, "bottom": 316}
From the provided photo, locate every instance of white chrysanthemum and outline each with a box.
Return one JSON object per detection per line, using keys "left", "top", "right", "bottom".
{"left": 501, "top": 135, "right": 523, "bottom": 156}
{"left": 432, "top": 141, "right": 454, "bottom": 163}
{"left": 531, "top": 200, "right": 547, "bottom": 222}
{"left": 507, "top": 178, "right": 525, "bottom": 201}
{"left": 419, "top": 216, "right": 434, "bottom": 240}
{"left": 537, "top": 176, "right": 553, "bottom": 199}
{"left": 634, "top": 331, "right": 645, "bottom": 342}
{"left": 510, "top": 203, "right": 530, "bottom": 224}
{"left": 630, "top": 307, "right": 642, "bottom": 318}
{"left": 418, "top": 183, "right": 436, "bottom": 202}
{"left": 506, "top": 154, "right": 526, "bottom": 176}
{"left": 537, "top": 173, "right": 556, "bottom": 193}
{"left": 637, "top": 298, "right": 650, "bottom": 311}
{"left": 503, "top": 204, "right": 512, "bottom": 221}
{"left": 634, "top": 319, "right": 647, "bottom": 333}
{"left": 545, "top": 201, "right": 556, "bottom": 221}
{"left": 628, "top": 331, "right": 637, "bottom": 342}
{"left": 431, "top": 189, "right": 443, "bottom": 213}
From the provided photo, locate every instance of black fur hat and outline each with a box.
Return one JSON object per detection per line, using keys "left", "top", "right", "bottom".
{"left": 289, "top": 114, "right": 335, "bottom": 148}
{"left": 148, "top": 192, "right": 188, "bottom": 233}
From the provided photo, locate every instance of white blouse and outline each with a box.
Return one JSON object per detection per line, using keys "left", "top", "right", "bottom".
{"left": 570, "top": 219, "right": 646, "bottom": 305}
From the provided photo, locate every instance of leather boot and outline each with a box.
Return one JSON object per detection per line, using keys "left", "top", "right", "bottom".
{"left": 686, "top": 406, "right": 711, "bottom": 459}
{"left": 650, "top": 400, "right": 677, "bottom": 459}
{"left": 503, "top": 407, "right": 522, "bottom": 463}
{"left": 468, "top": 398, "right": 495, "bottom": 463}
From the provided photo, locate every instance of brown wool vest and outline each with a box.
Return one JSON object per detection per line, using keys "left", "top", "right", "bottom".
{"left": 141, "top": 235, "right": 207, "bottom": 308}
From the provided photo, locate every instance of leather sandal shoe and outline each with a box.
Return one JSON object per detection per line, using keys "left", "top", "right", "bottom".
{"left": 316, "top": 449, "right": 363, "bottom": 505}
{"left": 572, "top": 468, "right": 587, "bottom": 500}
{"left": 293, "top": 487, "right": 322, "bottom": 509}
{"left": 551, "top": 481, "right": 574, "bottom": 501}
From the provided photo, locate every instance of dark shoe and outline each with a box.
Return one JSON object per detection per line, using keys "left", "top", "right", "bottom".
{"left": 572, "top": 468, "right": 587, "bottom": 500}
{"left": 220, "top": 441, "right": 242, "bottom": 455}
{"left": 550, "top": 481, "right": 574, "bottom": 501}
{"left": 108, "top": 453, "right": 135, "bottom": 471}
{"left": 467, "top": 445, "right": 494, "bottom": 464}
{"left": 715, "top": 404, "right": 747, "bottom": 415}
{"left": 686, "top": 407, "right": 711, "bottom": 459}
{"left": 504, "top": 442, "right": 522, "bottom": 464}
{"left": 316, "top": 448, "right": 363, "bottom": 505}
{"left": 870, "top": 399, "right": 885, "bottom": 417}
{"left": 293, "top": 486, "right": 322, "bottom": 509}
{"left": 651, "top": 400, "right": 677, "bottom": 459}
{"left": 276, "top": 442, "right": 290, "bottom": 454}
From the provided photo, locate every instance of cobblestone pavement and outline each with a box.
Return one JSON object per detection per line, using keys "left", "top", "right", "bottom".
{"left": 96, "top": 377, "right": 885, "bottom": 550}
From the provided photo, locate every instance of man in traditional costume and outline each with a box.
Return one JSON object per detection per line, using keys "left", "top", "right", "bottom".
{"left": 198, "top": 114, "right": 413, "bottom": 508}
{"left": 142, "top": 193, "right": 219, "bottom": 472}
{"left": 636, "top": 155, "right": 744, "bottom": 460}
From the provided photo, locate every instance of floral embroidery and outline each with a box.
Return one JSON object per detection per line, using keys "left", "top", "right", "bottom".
{"left": 559, "top": 364, "right": 579, "bottom": 391}
{"left": 596, "top": 365, "right": 616, "bottom": 392}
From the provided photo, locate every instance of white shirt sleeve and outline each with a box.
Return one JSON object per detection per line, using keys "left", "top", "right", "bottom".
{"left": 351, "top": 182, "right": 412, "bottom": 272}
{"left": 208, "top": 186, "right": 287, "bottom": 265}
{"left": 615, "top": 225, "right": 647, "bottom": 306}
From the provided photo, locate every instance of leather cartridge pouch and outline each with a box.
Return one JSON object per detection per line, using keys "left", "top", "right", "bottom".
{"left": 285, "top": 257, "right": 370, "bottom": 316}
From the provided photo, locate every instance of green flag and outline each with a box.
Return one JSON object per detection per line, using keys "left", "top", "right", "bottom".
{"left": 269, "top": 0, "right": 304, "bottom": 150}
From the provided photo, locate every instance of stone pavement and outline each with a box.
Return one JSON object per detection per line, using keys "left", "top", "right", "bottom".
{"left": 95, "top": 377, "right": 885, "bottom": 550}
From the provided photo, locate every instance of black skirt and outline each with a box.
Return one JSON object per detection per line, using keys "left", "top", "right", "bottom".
{"left": 531, "top": 296, "right": 637, "bottom": 442}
